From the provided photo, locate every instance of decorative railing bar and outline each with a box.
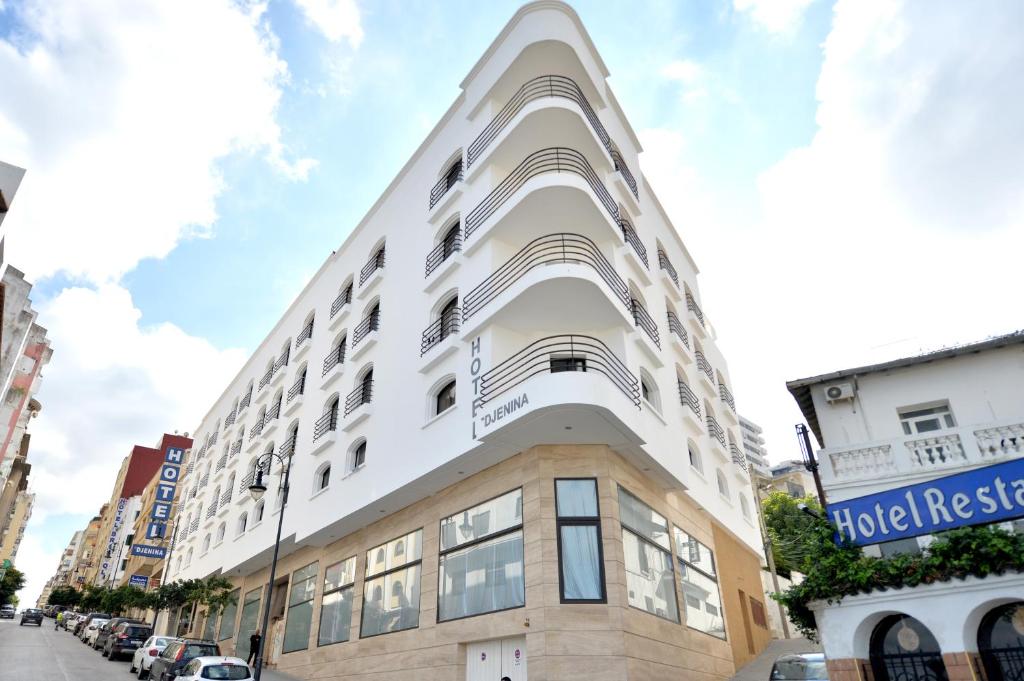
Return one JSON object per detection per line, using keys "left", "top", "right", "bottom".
{"left": 429, "top": 161, "right": 463, "bottom": 209}
{"left": 657, "top": 249, "right": 679, "bottom": 287}
{"left": 352, "top": 312, "right": 379, "bottom": 346}
{"left": 230, "top": 438, "right": 242, "bottom": 458}
{"left": 619, "top": 218, "right": 649, "bottom": 268}
{"left": 208, "top": 431, "right": 219, "bottom": 446}
{"left": 313, "top": 408, "right": 339, "bottom": 442}
{"left": 463, "top": 232, "right": 629, "bottom": 321}
{"left": 264, "top": 399, "right": 281, "bottom": 426}
{"left": 205, "top": 502, "right": 217, "bottom": 520}
{"left": 667, "top": 311, "right": 690, "bottom": 349}
{"left": 677, "top": 379, "right": 700, "bottom": 417}
{"left": 730, "top": 441, "right": 747, "bottom": 470}
{"left": 322, "top": 343, "right": 346, "bottom": 377}
{"left": 475, "top": 334, "right": 640, "bottom": 410}
{"left": 631, "top": 299, "right": 661, "bottom": 348}
{"left": 220, "top": 487, "right": 233, "bottom": 506}
{"left": 344, "top": 380, "right": 373, "bottom": 416}
{"left": 609, "top": 149, "right": 639, "bottom": 199}
{"left": 330, "top": 286, "right": 352, "bottom": 319}
{"left": 421, "top": 310, "right": 461, "bottom": 355}
{"left": 719, "top": 382, "right": 736, "bottom": 413}
{"left": 360, "top": 248, "right": 386, "bottom": 285}
{"left": 215, "top": 455, "right": 227, "bottom": 473}
{"left": 695, "top": 349, "right": 714, "bottom": 383}
{"left": 296, "top": 320, "right": 314, "bottom": 346}
{"left": 258, "top": 366, "right": 273, "bottom": 391}
{"left": 225, "top": 407, "right": 237, "bottom": 427}
{"left": 425, "top": 230, "right": 462, "bottom": 277}
{"left": 287, "top": 373, "right": 306, "bottom": 404}
{"left": 239, "top": 471, "right": 255, "bottom": 494}
{"left": 707, "top": 413, "right": 726, "bottom": 448}
{"left": 238, "top": 389, "right": 252, "bottom": 411}
{"left": 686, "top": 292, "right": 706, "bottom": 328}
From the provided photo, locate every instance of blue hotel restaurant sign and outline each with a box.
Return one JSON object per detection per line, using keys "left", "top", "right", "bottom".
{"left": 828, "top": 457, "right": 1024, "bottom": 546}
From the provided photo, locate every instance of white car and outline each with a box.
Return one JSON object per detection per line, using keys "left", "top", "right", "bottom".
{"left": 175, "top": 656, "right": 253, "bottom": 680}
{"left": 84, "top": 618, "right": 108, "bottom": 646}
{"left": 130, "top": 635, "right": 177, "bottom": 679}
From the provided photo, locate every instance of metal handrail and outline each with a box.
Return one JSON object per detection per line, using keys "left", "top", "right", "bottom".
{"left": 264, "top": 397, "right": 281, "bottom": 426}
{"left": 352, "top": 310, "right": 379, "bottom": 346}
{"left": 274, "top": 346, "right": 290, "bottom": 373}
{"left": 322, "top": 341, "right": 346, "bottom": 377}
{"left": 707, "top": 413, "right": 726, "bottom": 448}
{"left": 239, "top": 471, "right": 255, "bottom": 494}
{"left": 360, "top": 247, "right": 386, "bottom": 284}
{"left": 199, "top": 473, "right": 210, "bottom": 489}
{"left": 475, "top": 334, "right": 640, "bottom": 410}
{"left": 465, "top": 147, "right": 618, "bottom": 240}
{"left": 631, "top": 299, "right": 661, "bottom": 348}
{"left": 667, "top": 311, "right": 690, "bottom": 349}
{"left": 216, "top": 455, "right": 227, "bottom": 472}
{"left": 463, "top": 232, "right": 629, "bottom": 321}
{"left": 695, "top": 349, "right": 714, "bottom": 382}
{"left": 344, "top": 379, "right": 373, "bottom": 416}
{"left": 225, "top": 407, "right": 237, "bottom": 427}
{"left": 189, "top": 516, "right": 200, "bottom": 533}
{"left": 429, "top": 160, "right": 463, "bottom": 209}
{"left": 230, "top": 438, "right": 242, "bottom": 458}
{"left": 730, "top": 441, "right": 747, "bottom": 470}
{"left": 220, "top": 487, "right": 233, "bottom": 506}
{"left": 425, "top": 229, "right": 462, "bottom": 277}
{"left": 678, "top": 378, "right": 700, "bottom": 418}
{"left": 657, "top": 249, "right": 679, "bottom": 287}
{"left": 205, "top": 502, "right": 217, "bottom": 520}
{"left": 719, "top": 382, "right": 736, "bottom": 412}
{"left": 465, "top": 75, "right": 638, "bottom": 199}
{"left": 313, "top": 406, "right": 338, "bottom": 442}
{"left": 421, "top": 308, "right": 461, "bottom": 355}
{"left": 278, "top": 435, "right": 296, "bottom": 459}
{"left": 330, "top": 285, "right": 352, "bottom": 319}
{"left": 209, "top": 431, "right": 219, "bottom": 446}
{"left": 258, "top": 366, "right": 273, "bottom": 391}
{"left": 619, "top": 218, "right": 649, "bottom": 268}
{"left": 249, "top": 416, "right": 265, "bottom": 441}
{"left": 296, "top": 320, "right": 313, "bottom": 346}
{"left": 287, "top": 371, "right": 306, "bottom": 403}
{"left": 686, "top": 292, "right": 705, "bottom": 328}
{"left": 238, "top": 389, "right": 252, "bottom": 411}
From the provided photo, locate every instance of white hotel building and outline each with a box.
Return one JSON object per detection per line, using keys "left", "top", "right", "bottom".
{"left": 167, "top": 3, "right": 768, "bottom": 679}
{"left": 787, "top": 331, "right": 1024, "bottom": 681}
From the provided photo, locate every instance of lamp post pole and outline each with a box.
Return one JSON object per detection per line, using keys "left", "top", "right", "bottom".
{"left": 249, "top": 451, "right": 291, "bottom": 681}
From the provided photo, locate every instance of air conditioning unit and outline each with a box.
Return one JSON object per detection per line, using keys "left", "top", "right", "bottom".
{"left": 824, "top": 383, "right": 855, "bottom": 402}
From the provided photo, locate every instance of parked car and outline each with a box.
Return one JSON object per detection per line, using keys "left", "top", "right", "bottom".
{"left": 95, "top": 616, "right": 144, "bottom": 651}
{"left": 75, "top": 612, "right": 112, "bottom": 637}
{"left": 0, "top": 605, "right": 15, "bottom": 619}
{"left": 83, "top": 618, "right": 109, "bottom": 646}
{"left": 130, "top": 635, "right": 177, "bottom": 679}
{"left": 770, "top": 653, "right": 829, "bottom": 681}
{"left": 174, "top": 657, "right": 253, "bottom": 681}
{"left": 61, "top": 612, "right": 81, "bottom": 630}
{"left": 19, "top": 608, "right": 44, "bottom": 626}
{"left": 103, "top": 621, "right": 153, "bottom": 660}
{"left": 149, "top": 639, "right": 221, "bottom": 681}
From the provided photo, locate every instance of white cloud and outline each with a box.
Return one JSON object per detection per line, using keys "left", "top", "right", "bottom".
{"left": 734, "top": 0, "right": 817, "bottom": 34}
{"left": 0, "top": 0, "right": 316, "bottom": 284}
{"left": 293, "top": 0, "right": 363, "bottom": 46}
{"left": 11, "top": 528, "right": 59, "bottom": 609}
{"left": 660, "top": 59, "right": 708, "bottom": 103}
{"left": 642, "top": 0, "right": 1024, "bottom": 460}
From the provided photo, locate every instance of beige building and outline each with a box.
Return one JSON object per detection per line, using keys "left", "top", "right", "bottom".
{"left": 766, "top": 460, "right": 818, "bottom": 501}
{"left": 0, "top": 489, "right": 32, "bottom": 564}
{"left": 68, "top": 511, "right": 104, "bottom": 588}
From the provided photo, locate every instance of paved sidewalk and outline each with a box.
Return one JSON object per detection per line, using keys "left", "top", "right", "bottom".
{"left": 730, "top": 637, "right": 823, "bottom": 681}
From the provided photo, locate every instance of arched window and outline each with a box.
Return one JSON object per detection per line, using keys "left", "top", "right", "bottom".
{"left": 439, "top": 297, "right": 459, "bottom": 341}
{"left": 870, "top": 615, "right": 948, "bottom": 681}
{"left": 442, "top": 222, "right": 460, "bottom": 259}
{"left": 201, "top": 534, "right": 210, "bottom": 555}
{"left": 688, "top": 444, "right": 703, "bottom": 474}
{"left": 175, "top": 556, "right": 182, "bottom": 574}
{"left": 237, "top": 513, "right": 248, "bottom": 536}
{"left": 979, "top": 602, "right": 1024, "bottom": 681}
{"left": 716, "top": 470, "right": 729, "bottom": 499}
{"left": 367, "top": 302, "right": 380, "bottom": 331}
{"left": 435, "top": 380, "right": 456, "bottom": 416}
{"left": 317, "top": 464, "right": 331, "bottom": 492}
{"left": 215, "top": 523, "right": 226, "bottom": 544}
{"left": 186, "top": 548, "right": 194, "bottom": 567}
{"left": 352, "top": 440, "right": 367, "bottom": 470}
{"left": 444, "top": 158, "right": 462, "bottom": 191}
{"left": 739, "top": 494, "right": 751, "bottom": 520}
{"left": 639, "top": 369, "right": 660, "bottom": 411}
{"left": 212, "top": 486, "right": 221, "bottom": 506}
{"left": 254, "top": 501, "right": 265, "bottom": 524}
{"left": 358, "top": 368, "right": 374, "bottom": 406}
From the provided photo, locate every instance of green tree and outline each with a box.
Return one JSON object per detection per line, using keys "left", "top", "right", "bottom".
{"left": 0, "top": 566, "right": 26, "bottom": 607}
{"left": 78, "top": 584, "right": 110, "bottom": 611}
{"left": 47, "top": 586, "right": 82, "bottom": 608}
{"left": 100, "top": 585, "right": 150, "bottom": 616}
{"left": 761, "top": 491, "right": 825, "bottom": 578}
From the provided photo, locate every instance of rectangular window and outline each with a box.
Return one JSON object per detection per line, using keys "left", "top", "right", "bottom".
{"left": 361, "top": 529, "right": 422, "bottom": 637}
{"left": 550, "top": 357, "right": 586, "bottom": 373}
{"left": 217, "top": 589, "right": 239, "bottom": 641}
{"left": 283, "top": 561, "right": 318, "bottom": 653}
{"left": 235, "top": 587, "right": 263, "bottom": 660}
{"left": 674, "top": 527, "right": 725, "bottom": 639}
{"left": 318, "top": 556, "right": 356, "bottom": 646}
{"left": 438, "top": 488, "right": 525, "bottom": 621}
{"left": 618, "top": 486, "right": 678, "bottom": 622}
{"left": 750, "top": 596, "right": 768, "bottom": 628}
{"left": 555, "top": 479, "right": 606, "bottom": 603}
{"left": 202, "top": 609, "right": 218, "bottom": 641}
{"left": 898, "top": 402, "right": 956, "bottom": 435}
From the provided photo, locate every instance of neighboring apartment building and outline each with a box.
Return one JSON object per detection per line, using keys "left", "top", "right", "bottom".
{"left": 68, "top": 510, "right": 104, "bottom": 587}
{"left": 0, "top": 490, "right": 32, "bottom": 564}
{"left": 168, "top": 3, "right": 768, "bottom": 679}
{"left": 738, "top": 415, "right": 772, "bottom": 480}
{"left": 0, "top": 161, "right": 26, "bottom": 275}
{"left": 767, "top": 460, "right": 818, "bottom": 500}
{"left": 38, "top": 530, "right": 84, "bottom": 606}
{"left": 787, "top": 330, "right": 1024, "bottom": 681}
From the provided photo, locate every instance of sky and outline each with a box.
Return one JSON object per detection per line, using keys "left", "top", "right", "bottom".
{"left": 1, "top": 0, "right": 1022, "bottom": 605}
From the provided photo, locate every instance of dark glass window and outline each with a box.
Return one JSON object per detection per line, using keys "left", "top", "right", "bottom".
{"left": 436, "top": 381, "right": 456, "bottom": 415}
{"left": 551, "top": 357, "right": 586, "bottom": 373}
{"left": 556, "top": 479, "right": 606, "bottom": 603}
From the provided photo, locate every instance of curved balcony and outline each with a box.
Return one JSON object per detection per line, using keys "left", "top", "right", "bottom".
{"left": 463, "top": 233, "right": 629, "bottom": 322}
{"left": 466, "top": 75, "right": 637, "bottom": 200}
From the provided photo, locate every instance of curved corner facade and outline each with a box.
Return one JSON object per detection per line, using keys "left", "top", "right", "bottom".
{"left": 166, "top": 2, "right": 768, "bottom": 678}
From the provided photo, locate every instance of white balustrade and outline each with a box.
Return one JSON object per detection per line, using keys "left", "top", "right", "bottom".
{"left": 974, "top": 423, "right": 1024, "bottom": 459}
{"left": 829, "top": 445, "right": 895, "bottom": 480}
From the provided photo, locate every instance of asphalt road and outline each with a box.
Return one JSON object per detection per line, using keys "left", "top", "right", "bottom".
{"left": 0, "top": 617, "right": 298, "bottom": 681}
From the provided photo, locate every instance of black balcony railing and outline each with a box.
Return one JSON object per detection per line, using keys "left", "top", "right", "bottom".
{"left": 249, "top": 417, "right": 265, "bottom": 441}
{"left": 719, "top": 382, "right": 736, "bottom": 413}
{"left": 421, "top": 309, "right": 461, "bottom": 355}
{"left": 215, "top": 455, "right": 227, "bottom": 472}
{"left": 185, "top": 462, "right": 194, "bottom": 476}
{"left": 730, "top": 441, "right": 747, "bottom": 470}
{"left": 465, "top": 147, "right": 618, "bottom": 240}
{"left": 322, "top": 342, "right": 346, "bottom": 377}
{"left": 297, "top": 320, "right": 313, "bottom": 347}
{"left": 264, "top": 398, "right": 281, "bottom": 426}
{"left": 279, "top": 434, "right": 296, "bottom": 459}
{"left": 695, "top": 349, "right": 714, "bottom": 383}
{"left": 631, "top": 299, "right": 661, "bottom": 348}
{"left": 429, "top": 160, "right": 463, "bottom": 209}
{"left": 313, "top": 407, "right": 339, "bottom": 442}
{"left": 205, "top": 502, "right": 217, "bottom": 520}
{"left": 230, "top": 438, "right": 242, "bottom": 458}
{"left": 258, "top": 366, "right": 273, "bottom": 391}
{"left": 360, "top": 247, "right": 386, "bottom": 284}
{"left": 330, "top": 285, "right": 352, "bottom": 319}
{"left": 707, "top": 413, "right": 726, "bottom": 448}
{"left": 189, "top": 516, "right": 200, "bottom": 533}
{"left": 425, "top": 229, "right": 462, "bottom": 277}
{"left": 463, "top": 232, "right": 630, "bottom": 321}
{"left": 465, "top": 75, "right": 639, "bottom": 200}
{"left": 678, "top": 378, "right": 700, "bottom": 418}
{"left": 619, "top": 218, "right": 649, "bottom": 268}
{"left": 239, "top": 471, "right": 255, "bottom": 494}
{"left": 344, "top": 380, "right": 373, "bottom": 416}
{"left": 220, "top": 487, "right": 233, "bottom": 506}
{"left": 287, "top": 372, "right": 306, "bottom": 404}
{"left": 199, "top": 473, "right": 210, "bottom": 489}
{"left": 474, "top": 334, "right": 640, "bottom": 410}
{"left": 274, "top": 346, "right": 290, "bottom": 374}
{"left": 657, "top": 249, "right": 679, "bottom": 287}
{"left": 352, "top": 311, "right": 380, "bottom": 347}
{"left": 225, "top": 407, "right": 237, "bottom": 427}
{"left": 238, "top": 388, "right": 252, "bottom": 411}
{"left": 686, "top": 292, "right": 706, "bottom": 328}
{"left": 667, "top": 310, "right": 690, "bottom": 350}
{"left": 208, "top": 430, "right": 219, "bottom": 446}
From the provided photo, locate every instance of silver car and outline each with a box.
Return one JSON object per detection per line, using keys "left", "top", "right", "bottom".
{"left": 130, "top": 635, "right": 177, "bottom": 679}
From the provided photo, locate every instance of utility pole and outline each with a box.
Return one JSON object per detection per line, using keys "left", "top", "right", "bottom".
{"left": 753, "top": 478, "right": 790, "bottom": 639}
{"left": 796, "top": 423, "right": 828, "bottom": 506}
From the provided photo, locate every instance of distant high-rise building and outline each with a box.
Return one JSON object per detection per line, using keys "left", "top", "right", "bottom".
{"left": 739, "top": 415, "right": 772, "bottom": 479}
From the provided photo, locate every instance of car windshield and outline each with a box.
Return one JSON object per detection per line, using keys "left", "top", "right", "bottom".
{"left": 125, "top": 626, "right": 151, "bottom": 636}
{"left": 771, "top": 657, "right": 828, "bottom": 680}
{"left": 155, "top": 637, "right": 173, "bottom": 647}
{"left": 201, "top": 664, "right": 252, "bottom": 680}
{"left": 184, "top": 644, "right": 219, "bottom": 657}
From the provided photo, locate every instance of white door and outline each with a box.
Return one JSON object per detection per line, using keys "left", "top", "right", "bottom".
{"left": 466, "top": 636, "right": 526, "bottom": 681}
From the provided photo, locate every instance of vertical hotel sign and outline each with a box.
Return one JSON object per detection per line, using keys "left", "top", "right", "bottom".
{"left": 99, "top": 497, "right": 127, "bottom": 581}
{"left": 146, "top": 446, "right": 185, "bottom": 542}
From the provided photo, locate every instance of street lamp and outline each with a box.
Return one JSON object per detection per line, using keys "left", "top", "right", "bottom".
{"left": 247, "top": 447, "right": 292, "bottom": 681}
